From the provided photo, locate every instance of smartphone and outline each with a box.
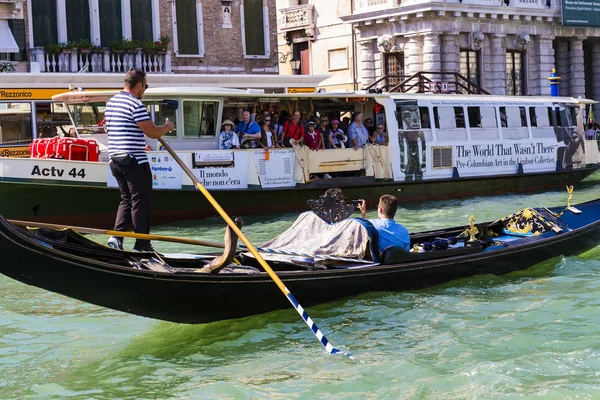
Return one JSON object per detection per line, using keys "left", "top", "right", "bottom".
{"left": 351, "top": 200, "right": 361, "bottom": 210}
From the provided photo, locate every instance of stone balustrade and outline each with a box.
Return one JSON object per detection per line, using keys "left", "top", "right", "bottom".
{"left": 355, "top": 0, "right": 398, "bottom": 12}
{"left": 29, "top": 47, "right": 172, "bottom": 74}
{"left": 279, "top": 4, "right": 314, "bottom": 31}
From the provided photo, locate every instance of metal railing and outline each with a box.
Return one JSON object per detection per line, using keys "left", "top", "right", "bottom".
{"left": 365, "top": 71, "right": 490, "bottom": 95}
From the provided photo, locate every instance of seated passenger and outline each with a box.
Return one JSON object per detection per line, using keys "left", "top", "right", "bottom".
{"left": 358, "top": 195, "right": 410, "bottom": 253}
{"left": 219, "top": 120, "right": 240, "bottom": 150}
{"left": 585, "top": 123, "right": 596, "bottom": 140}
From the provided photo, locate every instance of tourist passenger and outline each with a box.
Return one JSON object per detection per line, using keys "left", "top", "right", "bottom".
{"left": 259, "top": 119, "right": 271, "bottom": 149}
{"left": 328, "top": 119, "right": 346, "bottom": 149}
{"left": 219, "top": 120, "right": 240, "bottom": 150}
{"left": 358, "top": 195, "right": 410, "bottom": 253}
{"left": 236, "top": 110, "right": 261, "bottom": 148}
{"left": 105, "top": 68, "right": 174, "bottom": 252}
{"left": 282, "top": 110, "right": 305, "bottom": 147}
{"left": 371, "top": 124, "right": 389, "bottom": 146}
{"left": 585, "top": 123, "right": 596, "bottom": 140}
{"left": 304, "top": 121, "right": 324, "bottom": 150}
{"left": 348, "top": 112, "right": 370, "bottom": 150}
{"left": 271, "top": 113, "right": 283, "bottom": 147}
{"left": 317, "top": 117, "right": 330, "bottom": 148}
{"left": 66, "top": 127, "right": 78, "bottom": 138}
{"left": 364, "top": 118, "right": 375, "bottom": 136}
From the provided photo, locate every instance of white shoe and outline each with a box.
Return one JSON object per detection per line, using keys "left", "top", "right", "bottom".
{"left": 323, "top": 173, "right": 332, "bottom": 179}
{"left": 107, "top": 236, "right": 124, "bottom": 250}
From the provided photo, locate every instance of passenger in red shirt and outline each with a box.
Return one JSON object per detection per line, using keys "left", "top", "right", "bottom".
{"left": 282, "top": 110, "right": 305, "bottom": 147}
{"left": 303, "top": 122, "right": 324, "bottom": 150}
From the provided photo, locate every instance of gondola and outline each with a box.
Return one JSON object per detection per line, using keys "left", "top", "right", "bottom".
{"left": 1, "top": 190, "right": 600, "bottom": 324}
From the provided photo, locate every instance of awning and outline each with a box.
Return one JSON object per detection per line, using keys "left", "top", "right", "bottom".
{"left": 0, "top": 20, "right": 19, "bottom": 53}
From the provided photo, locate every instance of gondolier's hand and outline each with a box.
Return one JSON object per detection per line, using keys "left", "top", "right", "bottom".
{"left": 358, "top": 199, "right": 367, "bottom": 219}
{"left": 164, "top": 118, "right": 175, "bottom": 132}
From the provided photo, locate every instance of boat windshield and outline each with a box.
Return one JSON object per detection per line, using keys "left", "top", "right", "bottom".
{"left": 67, "top": 102, "right": 107, "bottom": 135}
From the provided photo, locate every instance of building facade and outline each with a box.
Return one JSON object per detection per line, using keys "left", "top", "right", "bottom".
{"left": 277, "top": 0, "right": 600, "bottom": 113}
{"left": 1, "top": 0, "right": 279, "bottom": 75}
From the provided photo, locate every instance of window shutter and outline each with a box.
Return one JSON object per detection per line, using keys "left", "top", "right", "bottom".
{"left": 8, "top": 19, "right": 26, "bottom": 61}
{"left": 131, "top": 0, "right": 153, "bottom": 43}
{"left": 176, "top": 0, "right": 199, "bottom": 55}
{"left": 66, "top": 0, "right": 91, "bottom": 43}
{"left": 31, "top": 0, "right": 58, "bottom": 47}
{"left": 99, "top": 0, "right": 122, "bottom": 47}
{"left": 244, "top": 0, "right": 265, "bottom": 56}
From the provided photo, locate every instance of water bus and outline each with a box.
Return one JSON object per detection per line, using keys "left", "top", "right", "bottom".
{"left": 0, "top": 86, "right": 598, "bottom": 228}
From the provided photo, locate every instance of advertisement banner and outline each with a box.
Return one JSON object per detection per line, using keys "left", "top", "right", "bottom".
{"left": 562, "top": 0, "right": 600, "bottom": 26}
{"left": 253, "top": 149, "right": 296, "bottom": 188}
{"left": 107, "top": 155, "right": 183, "bottom": 189}
{"left": 191, "top": 151, "right": 250, "bottom": 189}
{"left": 454, "top": 142, "right": 559, "bottom": 172}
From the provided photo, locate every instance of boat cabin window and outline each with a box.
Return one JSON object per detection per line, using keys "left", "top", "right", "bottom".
{"left": 468, "top": 106, "right": 499, "bottom": 140}
{"left": 0, "top": 102, "right": 32, "bottom": 145}
{"left": 553, "top": 106, "right": 577, "bottom": 128}
{"left": 68, "top": 102, "right": 106, "bottom": 135}
{"left": 501, "top": 106, "right": 529, "bottom": 140}
{"left": 433, "top": 106, "right": 467, "bottom": 140}
{"left": 149, "top": 102, "right": 177, "bottom": 137}
{"left": 530, "top": 106, "right": 555, "bottom": 138}
{"left": 419, "top": 107, "right": 430, "bottom": 128}
{"left": 182, "top": 100, "right": 218, "bottom": 138}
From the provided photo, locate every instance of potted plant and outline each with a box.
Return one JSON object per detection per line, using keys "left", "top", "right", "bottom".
{"left": 155, "top": 35, "right": 171, "bottom": 53}
{"left": 110, "top": 39, "right": 125, "bottom": 53}
{"left": 91, "top": 45, "right": 103, "bottom": 54}
{"left": 59, "top": 41, "right": 77, "bottom": 53}
{"left": 77, "top": 39, "right": 93, "bottom": 53}
{"left": 143, "top": 40, "right": 156, "bottom": 54}
{"left": 44, "top": 43, "right": 61, "bottom": 54}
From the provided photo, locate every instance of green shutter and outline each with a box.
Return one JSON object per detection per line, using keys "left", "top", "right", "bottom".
{"left": 31, "top": 0, "right": 58, "bottom": 47}
{"left": 99, "top": 0, "right": 122, "bottom": 47}
{"left": 176, "top": 0, "right": 199, "bottom": 55}
{"left": 66, "top": 0, "right": 91, "bottom": 43}
{"left": 131, "top": 0, "right": 153, "bottom": 43}
{"left": 8, "top": 19, "right": 26, "bottom": 61}
{"left": 244, "top": 0, "right": 265, "bottom": 56}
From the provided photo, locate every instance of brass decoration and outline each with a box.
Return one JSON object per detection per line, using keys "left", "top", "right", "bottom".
{"left": 464, "top": 215, "right": 479, "bottom": 242}
{"left": 307, "top": 188, "right": 356, "bottom": 224}
{"left": 566, "top": 185, "right": 574, "bottom": 208}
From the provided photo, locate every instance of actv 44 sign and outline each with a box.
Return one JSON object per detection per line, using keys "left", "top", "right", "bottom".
{"left": 562, "top": 0, "right": 600, "bottom": 26}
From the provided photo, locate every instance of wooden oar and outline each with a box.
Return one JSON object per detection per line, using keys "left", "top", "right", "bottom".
{"left": 158, "top": 138, "right": 351, "bottom": 358}
{"left": 7, "top": 219, "right": 226, "bottom": 249}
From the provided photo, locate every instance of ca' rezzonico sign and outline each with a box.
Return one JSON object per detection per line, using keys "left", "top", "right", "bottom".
{"left": 0, "top": 89, "right": 68, "bottom": 101}
{"left": 562, "top": 0, "right": 600, "bottom": 27}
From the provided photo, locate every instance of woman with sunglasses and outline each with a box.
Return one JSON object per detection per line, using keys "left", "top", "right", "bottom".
{"left": 371, "top": 124, "right": 389, "bottom": 146}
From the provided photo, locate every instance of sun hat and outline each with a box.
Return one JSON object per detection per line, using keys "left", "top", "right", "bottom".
{"left": 308, "top": 121, "right": 316, "bottom": 126}
{"left": 330, "top": 119, "right": 340, "bottom": 124}
{"left": 222, "top": 119, "right": 234, "bottom": 127}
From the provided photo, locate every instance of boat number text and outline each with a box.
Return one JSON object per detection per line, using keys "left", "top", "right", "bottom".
{"left": 31, "top": 165, "right": 86, "bottom": 179}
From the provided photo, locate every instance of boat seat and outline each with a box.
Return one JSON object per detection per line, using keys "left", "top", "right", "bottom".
{"left": 381, "top": 241, "right": 483, "bottom": 264}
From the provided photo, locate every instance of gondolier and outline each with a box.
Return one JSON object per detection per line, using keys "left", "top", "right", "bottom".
{"left": 105, "top": 68, "right": 174, "bottom": 252}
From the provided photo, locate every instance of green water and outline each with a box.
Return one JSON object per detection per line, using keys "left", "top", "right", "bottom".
{"left": 2, "top": 176, "right": 600, "bottom": 399}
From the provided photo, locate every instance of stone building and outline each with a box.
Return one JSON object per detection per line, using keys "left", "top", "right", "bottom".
{"left": 277, "top": 0, "right": 600, "bottom": 112}
{"left": 1, "top": 0, "right": 278, "bottom": 75}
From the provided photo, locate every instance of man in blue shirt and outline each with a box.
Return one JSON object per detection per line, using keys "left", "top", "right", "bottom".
{"left": 358, "top": 195, "right": 410, "bottom": 253}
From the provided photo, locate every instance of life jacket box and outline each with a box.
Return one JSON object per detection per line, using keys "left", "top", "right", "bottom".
{"left": 30, "top": 138, "right": 48, "bottom": 158}
{"left": 55, "top": 138, "right": 100, "bottom": 162}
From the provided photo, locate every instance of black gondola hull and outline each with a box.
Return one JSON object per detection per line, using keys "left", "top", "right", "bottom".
{"left": 2, "top": 202, "right": 600, "bottom": 324}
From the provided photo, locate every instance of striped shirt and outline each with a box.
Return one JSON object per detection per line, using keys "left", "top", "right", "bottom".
{"left": 105, "top": 91, "right": 151, "bottom": 164}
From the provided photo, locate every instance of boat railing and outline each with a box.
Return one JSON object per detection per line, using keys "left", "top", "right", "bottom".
{"left": 29, "top": 47, "right": 172, "bottom": 74}
{"left": 365, "top": 71, "right": 490, "bottom": 95}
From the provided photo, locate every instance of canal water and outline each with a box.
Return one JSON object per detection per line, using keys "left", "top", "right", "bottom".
{"left": 2, "top": 175, "right": 600, "bottom": 399}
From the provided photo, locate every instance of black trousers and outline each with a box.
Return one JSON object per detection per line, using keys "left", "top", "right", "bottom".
{"left": 110, "top": 159, "right": 152, "bottom": 247}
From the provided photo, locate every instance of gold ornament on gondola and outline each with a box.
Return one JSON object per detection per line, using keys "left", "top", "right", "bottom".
{"left": 463, "top": 215, "right": 479, "bottom": 242}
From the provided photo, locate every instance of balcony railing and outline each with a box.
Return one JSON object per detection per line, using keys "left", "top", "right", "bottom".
{"left": 29, "top": 47, "right": 172, "bottom": 74}
{"left": 279, "top": 4, "right": 315, "bottom": 31}
{"left": 354, "top": 0, "right": 399, "bottom": 12}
